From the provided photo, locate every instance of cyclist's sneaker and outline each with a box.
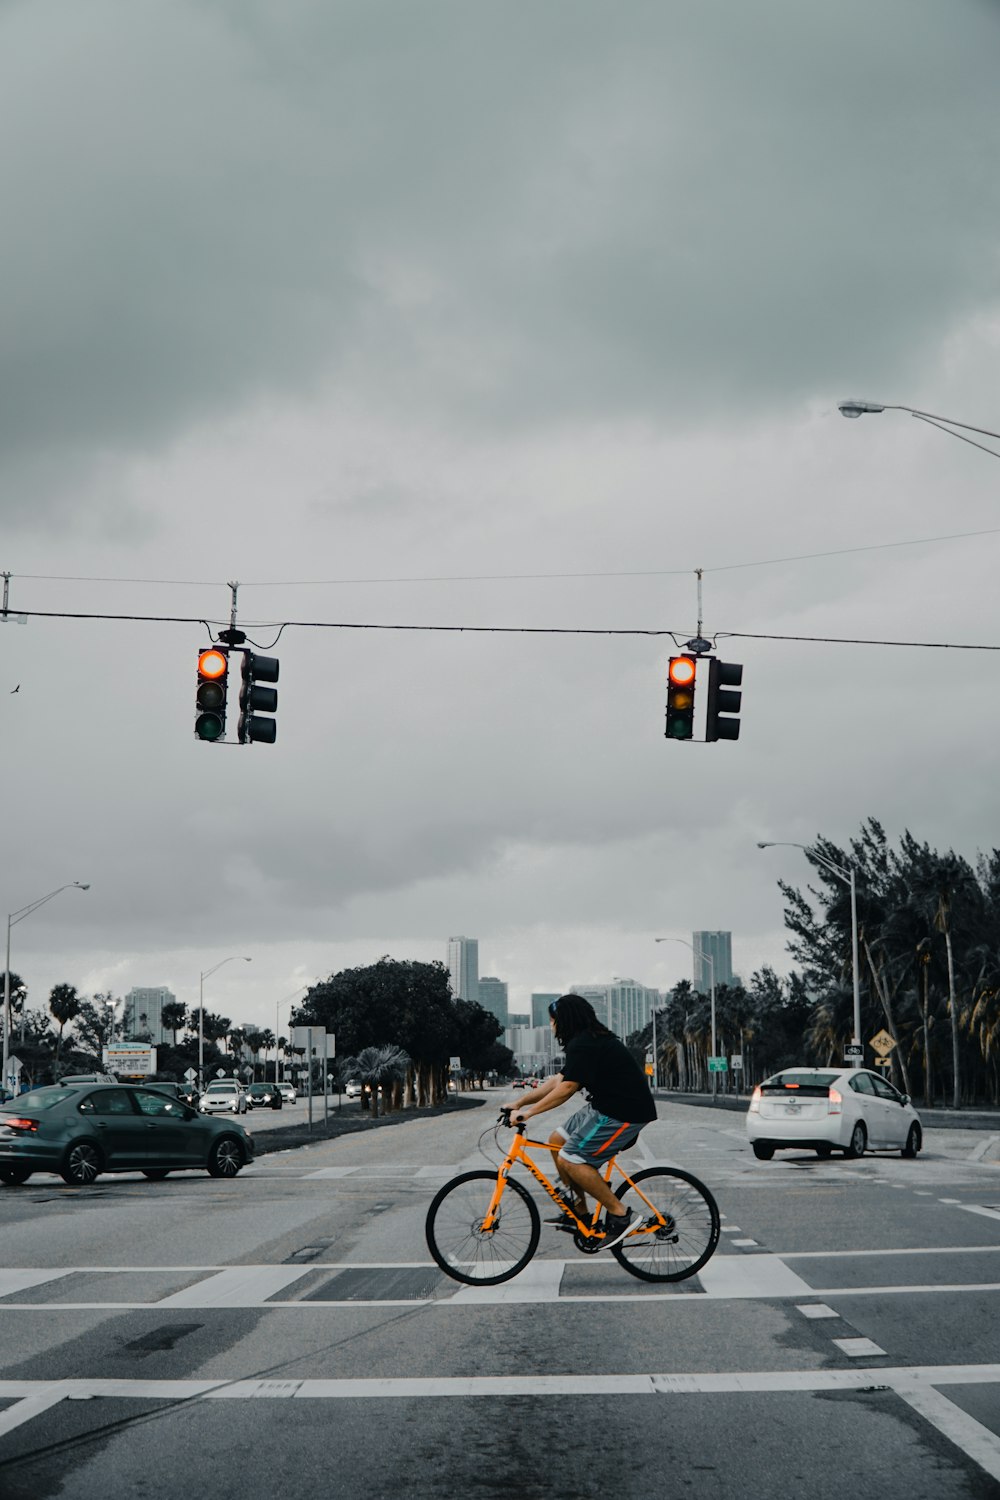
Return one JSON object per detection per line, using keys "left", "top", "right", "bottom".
{"left": 599, "top": 1207, "right": 637, "bottom": 1249}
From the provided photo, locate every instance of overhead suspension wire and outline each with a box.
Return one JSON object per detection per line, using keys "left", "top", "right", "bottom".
{"left": 4, "top": 606, "right": 999, "bottom": 652}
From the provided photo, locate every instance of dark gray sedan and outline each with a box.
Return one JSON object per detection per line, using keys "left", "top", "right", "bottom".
{"left": 0, "top": 1082, "right": 255, "bottom": 1186}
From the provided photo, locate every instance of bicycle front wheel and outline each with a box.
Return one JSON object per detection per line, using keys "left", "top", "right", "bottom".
{"left": 426, "top": 1170, "right": 540, "bottom": 1286}
{"left": 611, "top": 1167, "right": 720, "bottom": 1283}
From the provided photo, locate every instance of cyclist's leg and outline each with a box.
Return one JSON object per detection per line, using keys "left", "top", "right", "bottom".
{"left": 547, "top": 1129, "right": 587, "bottom": 1214}
{"left": 559, "top": 1112, "right": 645, "bottom": 1219}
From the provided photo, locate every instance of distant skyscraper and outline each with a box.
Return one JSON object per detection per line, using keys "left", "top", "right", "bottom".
{"left": 446, "top": 937, "right": 479, "bottom": 1004}
{"left": 123, "top": 987, "right": 175, "bottom": 1045}
{"left": 531, "top": 992, "right": 560, "bottom": 1027}
{"left": 566, "top": 980, "right": 659, "bottom": 1041}
{"left": 692, "top": 932, "right": 733, "bottom": 991}
{"left": 478, "top": 977, "right": 509, "bottom": 1027}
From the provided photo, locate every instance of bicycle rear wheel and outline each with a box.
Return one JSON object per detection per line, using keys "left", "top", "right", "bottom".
{"left": 611, "top": 1167, "right": 720, "bottom": 1283}
{"left": 426, "top": 1170, "right": 540, "bottom": 1286}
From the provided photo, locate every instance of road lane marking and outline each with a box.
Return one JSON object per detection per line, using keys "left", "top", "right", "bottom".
{"left": 796, "top": 1304, "right": 838, "bottom": 1319}
{"left": 0, "top": 1269, "right": 73, "bottom": 1297}
{"left": 958, "top": 1205, "right": 1000, "bottom": 1223}
{"left": 0, "top": 1388, "right": 70, "bottom": 1439}
{"left": 832, "top": 1337, "right": 887, "bottom": 1357}
{"left": 1, "top": 1364, "right": 998, "bottom": 1401}
{"left": 896, "top": 1382, "right": 1000, "bottom": 1483}
{"left": 156, "top": 1267, "right": 314, "bottom": 1307}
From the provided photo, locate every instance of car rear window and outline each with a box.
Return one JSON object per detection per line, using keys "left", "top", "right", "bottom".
{"left": 761, "top": 1071, "right": 840, "bottom": 1095}
{"left": 0, "top": 1091, "right": 63, "bottom": 1113}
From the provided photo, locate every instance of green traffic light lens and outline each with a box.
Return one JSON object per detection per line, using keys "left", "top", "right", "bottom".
{"left": 667, "top": 720, "right": 693, "bottom": 740}
{"left": 195, "top": 713, "right": 225, "bottom": 741}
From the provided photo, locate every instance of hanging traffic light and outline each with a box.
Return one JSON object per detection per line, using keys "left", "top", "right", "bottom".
{"left": 665, "top": 655, "right": 697, "bottom": 740}
{"left": 195, "top": 648, "right": 229, "bottom": 741}
{"left": 238, "top": 652, "right": 279, "bottom": 744}
{"left": 705, "top": 658, "right": 743, "bottom": 741}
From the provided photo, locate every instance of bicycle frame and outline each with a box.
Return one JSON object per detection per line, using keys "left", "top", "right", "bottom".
{"left": 481, "top": 1124, "right": 660, "bottom": 1240}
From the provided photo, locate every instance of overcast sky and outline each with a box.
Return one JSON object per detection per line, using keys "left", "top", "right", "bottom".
{"left": 4, "top": 0, "right": 1000, "bottom": 1036}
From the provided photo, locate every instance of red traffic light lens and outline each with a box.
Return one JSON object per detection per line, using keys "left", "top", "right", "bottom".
{"left": 198, "top": 649, "right": 228, "bottom": 680}
{"left": 668, "top": 656, "right": 696, "bottom": 687}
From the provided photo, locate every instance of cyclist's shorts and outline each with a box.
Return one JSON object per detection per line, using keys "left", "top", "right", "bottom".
{"left": 555, "top": 1103, "right": 644, "bottom": 1167}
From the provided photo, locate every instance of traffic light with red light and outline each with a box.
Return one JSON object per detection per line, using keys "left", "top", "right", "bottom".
{"left": 705, "top": 658, "right": 743, "bottom": 741}
{"left": 665, "top": 655, "right": 697, "bottom": 740}
{"left": 195, "top": 648, "right": 229, "bottom": 741}
{"left": 238, "top": 652, "right": 279, "bottom": 744}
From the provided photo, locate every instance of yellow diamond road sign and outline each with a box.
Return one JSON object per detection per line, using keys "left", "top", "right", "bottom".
{"left": 869, "top": 1028, "right": 896, "bottom": 1055}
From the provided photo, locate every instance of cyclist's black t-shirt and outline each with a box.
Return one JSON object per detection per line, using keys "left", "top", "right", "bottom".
{"left": 561, "top": 1032, "right": 657, "bottom": 1124}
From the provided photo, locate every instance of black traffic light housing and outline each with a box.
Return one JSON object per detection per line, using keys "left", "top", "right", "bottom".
{"left": 195, "top": 648, "right": 229, "bottom": 741}
{"left": 705, "top": 658, "right": 743, "bottom": 741}
{"left": 665, "top": 655, "right": 698, "bottom": 740}
{"left": 239, "top": 652, "right": 279, "bottom": 744}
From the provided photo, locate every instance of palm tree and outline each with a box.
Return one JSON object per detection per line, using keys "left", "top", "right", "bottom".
{"left": 341, "top": 1044, "right": 410, "bottom": 1119}
{"left": 161, "top": 1001, "right": 187, "bottom": 1047}
{"left": 49, "top": 983, "right": 82, "bottom": 1068}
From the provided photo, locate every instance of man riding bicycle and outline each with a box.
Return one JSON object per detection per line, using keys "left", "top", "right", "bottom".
{"left": 505, "top": 993, "right": 657, "bottom": 1248}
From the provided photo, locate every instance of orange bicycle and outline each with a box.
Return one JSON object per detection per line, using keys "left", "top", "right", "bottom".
{"left": 426, "top": 1109, "right": 720, "bottom": 1286}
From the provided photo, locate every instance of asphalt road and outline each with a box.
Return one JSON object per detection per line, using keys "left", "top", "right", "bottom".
{"left": 1, "top": 1091, "right": 999, "bottom": 1499}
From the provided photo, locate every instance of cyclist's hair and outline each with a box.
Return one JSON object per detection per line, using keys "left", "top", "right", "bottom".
{"left": 549, "top": 994, "right": 613, "bottom": 1047}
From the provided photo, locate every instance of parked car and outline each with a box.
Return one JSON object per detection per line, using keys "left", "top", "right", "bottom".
{"left": 276, "top": 1082, "right": 297, "bottom": 1103}
{"left": 199, "top": 1080, "right": 249, "bottom": 1115}
{"left": 247, "top": 1082, "right": 283, "bottom": 1110}
{"left": 0, "top": 1082, "right": 254, "bottom": 1185}
{"left": 746, "top": 1067, "right": 922, "bottom": 1161}
{"left": 344, "top": 1079, "right": 363, "bottom": 1099}
{"left": 58, "top": 1072, "right": 117, "bottom": 1085}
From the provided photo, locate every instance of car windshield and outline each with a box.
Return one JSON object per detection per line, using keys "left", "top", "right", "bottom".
{"left": 207, "top": 1083, "right": 236, "bottom": 1091}
{"left": 0, "top": 1090, "right": 64, "bottom": 1113}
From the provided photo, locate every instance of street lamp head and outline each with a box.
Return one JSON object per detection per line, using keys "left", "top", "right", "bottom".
{"left": 76, "top": 883, "right": 90, "bottom": 891}
{"left": 839, "top": 400, "right": 885, "bottom": 418}
{"left": 756, "top": 842, "right": 773, "bottom": 849}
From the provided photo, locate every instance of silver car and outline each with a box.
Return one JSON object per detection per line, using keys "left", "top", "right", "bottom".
{"left": 199, "top": 1080, "right": 249, "bottom": 1115}
{"left": 746, "top": 1067, "right": 922, "bottom": 1161}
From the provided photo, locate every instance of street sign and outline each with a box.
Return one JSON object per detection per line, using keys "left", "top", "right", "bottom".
{"left": 869, "top": 1028, "right": 895, "bottom": 1055}
{"left": 730, "top": 1056, "right": 743, "bottom": 1071}
{"left": 449, "top": 1056, "right": 461, "bottom": 1069}
{"left": 184, "top": 1068, "right": 197, "bottom": 1082}
{"left": 874, "top": 1056, "right": 892, "bottom": 1069}
{"left": 215, "top": 1068, "right": 226, "bottom": 1078}
{"left": 708, "top": 1057, "right": 728, "bottom": 1073}
{"left": 844, "top": 1043, "right": 863, "bottom": 1058}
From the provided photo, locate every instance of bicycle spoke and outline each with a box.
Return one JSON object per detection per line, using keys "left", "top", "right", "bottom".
{"left": 611, "top": 1167, "right": 720, "bottom": 1283}
{"left": 426, "top": 1170, "right": 540, "bottom": 1285}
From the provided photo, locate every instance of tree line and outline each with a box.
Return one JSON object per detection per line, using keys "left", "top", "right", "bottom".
{"left": 632, "top": 819, "right": 1000, "bottom": 1107}
{"left": 3, "top": 956, "right": 514, "bottom": 1105}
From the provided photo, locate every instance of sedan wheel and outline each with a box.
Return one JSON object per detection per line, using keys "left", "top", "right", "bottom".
{"left": 844, "top": 1122, "right": 867, "bottom": 1159}
{"left": 901, "top": 1123, "right": 922, "bottom": 1159}
{"left": 207, "top": 1136, "right": 244, "bottom": 1178}
{"left": 61, "top": 1140, "right": 103, "bottom": 1186}
{"left": 752, "top": 1142, "right": 775, "bottom": 1161}
{"left": 0, "top": 1165, "right": 33, "bottom": 1186}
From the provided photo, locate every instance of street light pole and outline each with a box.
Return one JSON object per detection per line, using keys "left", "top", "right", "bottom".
{"left": 3, "top": 882, "right": 90, "bottom": 1091}
{"left": 757, "top": 841, "right": 862, "bottom": 1061}
{"left": 654, "top": 937, "right": 717, "bottom": 1101}
{"left": 198, "top": 956, "right": 251, "bottom": 1091}
{"left": 838, "top": 400, "right": 1000, "bottom": 461}
{"left": 276, "top": 985, "right": 309, "bottom": 1085}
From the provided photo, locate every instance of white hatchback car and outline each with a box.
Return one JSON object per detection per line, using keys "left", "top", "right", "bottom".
{"left": 746, "top": 1067, "right": 922, "bottom": 1161}
{"left": 199, "top": 1080, "right": 249, "bottom": 1115}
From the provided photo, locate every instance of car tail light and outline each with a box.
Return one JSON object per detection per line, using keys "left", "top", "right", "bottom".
{"left": 827, "top": 1088, "right": 842, "bottom": 1115}
{"left": 748, "top": 1085, "right": 761, "bottom": 1114}
{"left": 4, "top": 1117, "right": 39, "bottom": 1133}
